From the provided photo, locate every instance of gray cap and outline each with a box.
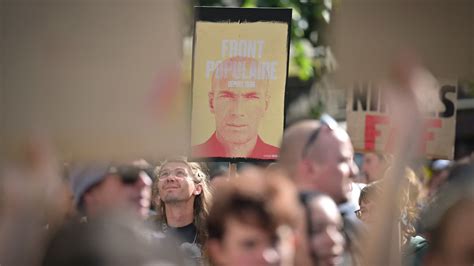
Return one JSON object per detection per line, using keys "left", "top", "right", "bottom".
{"left": 69, "top": 164, "right": 112, "bottom": 209}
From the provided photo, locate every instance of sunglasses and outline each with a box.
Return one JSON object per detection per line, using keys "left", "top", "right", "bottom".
{"left": 157, "top": 168, "right": 191, "bottom": 181}
{"left": 354, "top": 209, "right": 362, "bottom": 219}
{"left": 107, "top": 165, "right": 154, "bottom": 185}
{"left": 301, "top": 114, "right": 338, "bottom": 158}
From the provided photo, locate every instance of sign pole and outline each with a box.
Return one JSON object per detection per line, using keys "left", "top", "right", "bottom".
{"left": 228, "top": 162, "right": 237, "bottom": 178}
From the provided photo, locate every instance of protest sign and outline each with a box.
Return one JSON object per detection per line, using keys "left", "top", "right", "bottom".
{"left": 347, "top": 81, "right": 457, "bottom": 159}
{"left": 190, "top": 7, "right": 291, "bottom": 160}
{"left": 1, "top": 1, "right": 185, "bottom": 162}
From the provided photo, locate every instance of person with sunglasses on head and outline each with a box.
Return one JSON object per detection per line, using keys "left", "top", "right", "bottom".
{"left": 279, "top": 114, "right": 360, "bottom": 207}
{"left": 150, "top": 157, "right": 212, "bottom": 266}
{"left": 279, "top": 114, "right": 362, "bottom": 265}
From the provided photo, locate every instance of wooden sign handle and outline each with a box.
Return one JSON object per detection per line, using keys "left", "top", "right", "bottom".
{"left": 228, "top": 162, "right": 237, "bottom": 178}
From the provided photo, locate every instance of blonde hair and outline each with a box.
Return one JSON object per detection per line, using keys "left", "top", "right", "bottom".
{"left": 376, "top": 167, "right": 424, "bottom": 244}
{"left": 152, "top": 157, "right": 212, "bottom": 246}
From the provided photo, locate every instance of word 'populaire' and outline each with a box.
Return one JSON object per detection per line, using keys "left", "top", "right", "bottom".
{"left": 205, "top": 40, "right": 277, "bottom": 80}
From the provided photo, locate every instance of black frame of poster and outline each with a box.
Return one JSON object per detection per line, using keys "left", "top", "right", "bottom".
{"left": 189, "top": 7, "right": 292, "bottom": 163}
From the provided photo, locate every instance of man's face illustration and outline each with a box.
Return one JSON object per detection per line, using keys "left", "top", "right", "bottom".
{"left": 209, "top": 77, "right": 268, "bottom": 146}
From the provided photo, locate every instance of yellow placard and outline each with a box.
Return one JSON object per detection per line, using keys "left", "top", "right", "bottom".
{"left": 191, "top": 21, "right": 288, "bottom": 159}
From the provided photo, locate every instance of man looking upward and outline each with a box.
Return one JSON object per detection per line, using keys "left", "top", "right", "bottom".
{"left": 151, "top": 158, "right": 212, "bottom": 265}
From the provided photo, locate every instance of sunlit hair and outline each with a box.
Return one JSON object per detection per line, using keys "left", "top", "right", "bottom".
{"left": 207, "top": 184, "right": 277, "bottom": 241}
{"left": 359, "top": 180, "right": 383, "bottom": 206}
{"left": 151, "top": 157, "right": 212, "bottom": 246}
{"left": 363, "top": 167, "right": 424, "bottom": 245}
{"left": 390, "top": 167, "right": 424, "bottom": 239}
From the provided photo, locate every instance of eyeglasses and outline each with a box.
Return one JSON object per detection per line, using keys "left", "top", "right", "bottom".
{"left": 157, "top": 168, "right": 191, "bottom": 181}
{"left": 301, "top": 114, "right": 338, "bottom": 158}
{"left": 354, "top": 207, "right": 368, "bottom": 219}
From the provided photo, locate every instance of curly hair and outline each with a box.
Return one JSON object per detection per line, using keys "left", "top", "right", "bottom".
{"left": 361, "top": 167, "right": 423, "bottom": 245}
{"left": 151, "top": 157, "right": 212, "bottom": 246}
{"left": 400, "top": 168, "right": 423, "bottom": 243}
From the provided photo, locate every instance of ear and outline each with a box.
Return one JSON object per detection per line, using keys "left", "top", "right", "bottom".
{"left": 194, "top": 183, "right": 203, "bottom": 196}
{"left": 298, "top": 159, "right": 320, "bottom": 181}
{"left": 298, "top": 159, "right": 311, "bottom": 178}
{"left": 82, "top": 190, "right": 99, "bottom": 214}
{"left": 83, "top": 188, "right": 99, "bottom": 205}
{"left": 208, "top": 92, "right": 215, "bottom": 114}
{"left": 83, "top": 193, "right": 93, "bottom": 207}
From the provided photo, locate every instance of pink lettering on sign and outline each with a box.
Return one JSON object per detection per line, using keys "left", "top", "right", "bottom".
{"left": 421, "top": 118, "right": 442, "bottom": 153}
{"left": 365, "top": 114, "right": 443, "bottom": 154}
{"left": 364, "top": 114, "right": 390, "bottom": 150}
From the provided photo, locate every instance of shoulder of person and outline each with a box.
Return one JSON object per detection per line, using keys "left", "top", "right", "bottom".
{"left": 407, "top": 235, "right": 429, "bottom": 253}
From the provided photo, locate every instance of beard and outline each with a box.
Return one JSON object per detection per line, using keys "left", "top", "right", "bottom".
{"left": 161, "top": 190, "right": 192, "bottom": 204}
{"left": 162, "top": 195, "right": 184, "bottom": 203}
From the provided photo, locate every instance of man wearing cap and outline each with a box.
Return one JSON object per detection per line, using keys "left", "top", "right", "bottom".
{"left": 70, "top": 163, "right": 152, "bottom": 218}
{"left": 42, "top": 163, "right": 188, "bottom": 265}
{"left": 192, "top": 56, "right": 279, "bottom": 159}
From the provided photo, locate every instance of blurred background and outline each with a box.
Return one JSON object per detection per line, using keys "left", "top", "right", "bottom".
{"left": 1, "top": 0, "right": 473, "bottom": 160}
{"left": 1, "top": 1, "right": 474, "bottom": 266}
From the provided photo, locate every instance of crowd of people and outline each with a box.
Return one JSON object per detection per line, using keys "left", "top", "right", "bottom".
{"left": 1, "top": 111, "right": 473, "bottom": 266}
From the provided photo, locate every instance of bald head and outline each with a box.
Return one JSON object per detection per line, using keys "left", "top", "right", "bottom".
{"left": 278, "top": 120, "right": 320, "bottom": 177}
{"left": 305, "top": 127, "right": 352, "bottom": 162}
{"left": 281, "top": 119, "right": 358, "bottom": 203}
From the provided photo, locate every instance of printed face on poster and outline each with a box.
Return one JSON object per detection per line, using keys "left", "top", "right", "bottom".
{"left": 190, "top": 8, "right": 290, "bottom": 160}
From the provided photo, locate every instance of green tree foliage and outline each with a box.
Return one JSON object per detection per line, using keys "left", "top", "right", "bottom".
{"left": 194, "top": 0, "right": 334, "bottom": 81}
